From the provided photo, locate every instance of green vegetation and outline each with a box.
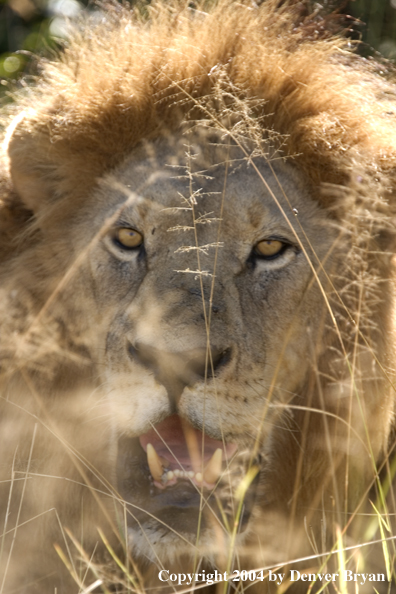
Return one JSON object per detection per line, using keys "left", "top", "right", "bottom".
{"left": 0, "top": 0, "right": 85, "bottom": 86}
{"left": 348, "top": 0, "right": 396, "bottom": 59}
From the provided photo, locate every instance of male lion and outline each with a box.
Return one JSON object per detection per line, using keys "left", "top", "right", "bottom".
{"left": 1, "top": 1, "right": 396, "bottom": 592}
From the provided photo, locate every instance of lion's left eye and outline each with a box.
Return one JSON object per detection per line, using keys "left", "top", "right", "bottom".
{"left": 254, "top": 239, "right": 286, "bottom": 259}
{"left": 114, "top": 228, "right": 143, "bottom": 249}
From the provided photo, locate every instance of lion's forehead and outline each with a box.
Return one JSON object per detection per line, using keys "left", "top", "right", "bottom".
{"left": 92, "top": 136, "right": 328, "bottom": 255}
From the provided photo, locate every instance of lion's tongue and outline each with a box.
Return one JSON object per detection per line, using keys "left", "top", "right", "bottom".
{"left": 139, "top": 414, "right": 236, "bottom": 474}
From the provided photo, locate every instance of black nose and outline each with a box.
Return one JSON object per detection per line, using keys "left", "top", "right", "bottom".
{"left": 127, "top": 341, "right": 232, "bottom": 402}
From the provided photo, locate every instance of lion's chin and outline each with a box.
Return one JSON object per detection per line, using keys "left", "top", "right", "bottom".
{"left": 116, "top": 414, "right": 260, "bottom": 538}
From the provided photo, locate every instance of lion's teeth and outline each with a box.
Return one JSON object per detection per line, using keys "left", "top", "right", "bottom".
{"left": 147, "top": 443, "right": 163, "bottom": 481}
{"left": 203, "top": 448, "right": 223, "bottom": 484}
{"left": 148, "top": 445, "right": 224, "bottom": 486}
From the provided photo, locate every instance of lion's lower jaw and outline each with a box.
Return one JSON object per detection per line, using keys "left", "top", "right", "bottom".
{"left": 127, "top": 514, "right": 305, "bottom": 573}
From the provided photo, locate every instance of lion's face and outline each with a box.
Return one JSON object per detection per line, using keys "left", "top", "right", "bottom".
{"left": 56, "top": 134, "right": 339, "bottom": 561}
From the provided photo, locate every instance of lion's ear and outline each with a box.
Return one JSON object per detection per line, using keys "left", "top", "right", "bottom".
{"left": 5, "top": 112, "right": 53, "bottom": 213}
{"left": 9, "top": 165, "right": 52, "bottom": 213}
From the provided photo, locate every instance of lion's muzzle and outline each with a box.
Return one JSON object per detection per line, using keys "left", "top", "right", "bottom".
{"left": 127, "top": 341, "right": 232, "bottom": 405}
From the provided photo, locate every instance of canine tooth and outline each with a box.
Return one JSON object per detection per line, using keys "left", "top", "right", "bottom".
{"left": 195, "top": 472, "right": 203, "bottom": 483}
{"left": 147, "top": 443, "right": 163, "bottom": 482}
{"left": 167, "top": 471, "right": 174, "bottom": 480}
{"left": 204, "top": 448, "right": 223, "bottom": 484}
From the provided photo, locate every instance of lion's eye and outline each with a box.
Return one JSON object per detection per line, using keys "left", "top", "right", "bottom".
{"left": 114, "top": 228, "right": 143, "bottom": 249}
{"left": 254, "top": 239, "right": 286, "bottom": 259}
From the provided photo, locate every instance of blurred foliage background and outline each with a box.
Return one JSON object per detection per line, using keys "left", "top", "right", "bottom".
{"left": 0, "top": 0, "right": 395, "bottom": 88}
{"left": 0, "top": 0, "right": 84, "bottom": 82}
{"left": 349, "top": 0, "right": 396, "bottom": 58}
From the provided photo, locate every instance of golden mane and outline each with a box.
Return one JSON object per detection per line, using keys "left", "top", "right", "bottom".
{"left": 2, "top": 0, "right": 396, "bottom": 210}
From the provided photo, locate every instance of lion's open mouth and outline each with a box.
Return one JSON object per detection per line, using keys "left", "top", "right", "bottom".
{"left": 116, "top": 415, "right": 259, "bottom": 535}
{"left": 139, "top": 415, "right": 238, "bottom": 488}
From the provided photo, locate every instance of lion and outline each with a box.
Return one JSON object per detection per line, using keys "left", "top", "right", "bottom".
{"left": 1, "top": 0, "right": 396, "bottom": 591}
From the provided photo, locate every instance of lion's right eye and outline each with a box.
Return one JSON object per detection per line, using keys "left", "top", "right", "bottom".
{"left": 114, "top": 228, "right": 143, "bottom": 249}
{"left": 254, "top": 239, "right": 286, "bottom": 259}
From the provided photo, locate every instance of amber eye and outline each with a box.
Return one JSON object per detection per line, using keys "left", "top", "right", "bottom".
{"left": 114, "top": 228, "right": 143, "bottom": 249}
{"left": 254, "top": 239, "right": 285, "bottom": 259}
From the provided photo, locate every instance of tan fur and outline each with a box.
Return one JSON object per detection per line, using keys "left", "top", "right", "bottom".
{"left": 1, "top": 1, "right": 396, "bottom": 592}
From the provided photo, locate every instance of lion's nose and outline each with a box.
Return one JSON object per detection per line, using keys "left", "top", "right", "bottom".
{"left": 127, "top": 341, "right": 232, "bottom": 402}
